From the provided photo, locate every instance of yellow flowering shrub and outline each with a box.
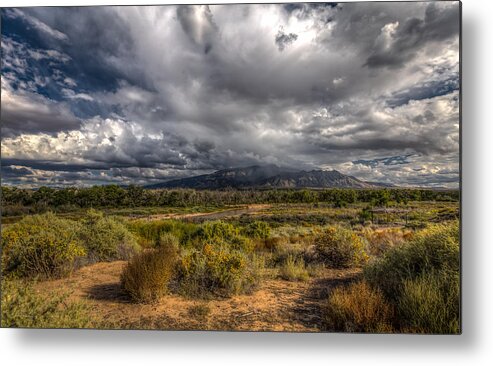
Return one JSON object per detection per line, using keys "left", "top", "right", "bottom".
{"left": 314, "top": 226, "right": 368, "bottom": 268}
{"left": 1, "top": 213, "right": 86, "bottom": 279}
{"left": 178, "top": 242, "right": 258, "bottom": 298}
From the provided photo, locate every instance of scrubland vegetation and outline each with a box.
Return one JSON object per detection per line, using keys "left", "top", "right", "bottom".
{"left": 324, "top": 222, "right": 460, "bottom": 333}
{"left": 1, "top": 187, "right": 460, "bottom": 333}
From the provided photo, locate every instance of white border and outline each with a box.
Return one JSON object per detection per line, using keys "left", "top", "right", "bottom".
{"left": 2, "top": 1, "right": 493, "bottom": 365}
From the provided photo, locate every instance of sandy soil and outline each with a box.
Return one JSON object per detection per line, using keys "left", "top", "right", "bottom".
{"left": 37, "top": 260, "right": 361, "bottom": 332}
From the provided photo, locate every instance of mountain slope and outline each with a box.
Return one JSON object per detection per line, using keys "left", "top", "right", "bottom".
{"left": 147, "top": 165, "right": 387, "bottom": 189}
{"left": 258, "top": 170, "right": 376, "bottom": 189}
{"left": 147, "top": 165, "right": 297, "bottom": 189}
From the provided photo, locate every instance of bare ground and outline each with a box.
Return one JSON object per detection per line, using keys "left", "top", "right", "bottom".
{"left": 36, "top": 261, "right": 361, "bottom": 332}
{"left": 144, "top": 204, "right": 271, "bottom": 222}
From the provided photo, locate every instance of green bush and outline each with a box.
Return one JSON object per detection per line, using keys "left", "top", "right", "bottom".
{"left": 279, "top": 255, "right": 309, "bottom": 282}
{"left": 398, "top": 271, "right": 460, "bottom": 334}
{"left": 364, "top": 222, "right": 459, "bottom": 300}
{"left": 157, "top": 232, "right": 180, "bottom": 250}
{"left": 127, "top": 219, "right": 200, "bottom": 248}
{"left": 195, "top": 221, "right": 254, "bottom": 253}
{"left": 1, "top": 213, "right": 86, "bottom": 279}
{"left": 229, "top": 235, "right": 255, "bottom": 253}
{"left": 1, "top": 279, "right": 92, "bottom": 328}
{"left": 242, "top": 221, "right": 271, "bottom": 239}
{"left": 79, "top": 209, "right": 140, "bottom": 262}
{"left": 178, "top": 243, "right": 259, "bottom": 298}
{"left": 314, "top": 226, "right": 368, "bottom": 268}
{"left": 197, "top": 221, "right": 239, "bottom": 242}
{"left": 120, "top": 245, "right": 178, "bottom": 303}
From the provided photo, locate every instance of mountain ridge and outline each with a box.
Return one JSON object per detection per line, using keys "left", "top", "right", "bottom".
{"left": 146, "top": 165, "right": 393, "bottom": 189}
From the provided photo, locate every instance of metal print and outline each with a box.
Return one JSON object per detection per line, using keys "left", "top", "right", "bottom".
{"left": 0, "top": 2, "right": 461, "bottom": 333}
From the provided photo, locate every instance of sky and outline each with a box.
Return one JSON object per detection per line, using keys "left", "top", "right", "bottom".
{"left": 0, "top": 2, "right": 460, "bottom": 188}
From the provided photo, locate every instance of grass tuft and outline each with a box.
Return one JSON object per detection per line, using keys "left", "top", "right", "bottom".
{"left": 279, "top": 255, "right": 309, "bottom": 282}
{"left": 121, "top": 245, "right": 178, "bottom": 303}
{"left": 324, "top": 281, "right": 394, "bottom": 333}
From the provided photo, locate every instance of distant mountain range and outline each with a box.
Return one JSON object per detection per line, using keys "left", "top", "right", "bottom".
{"left": 146, "top": 165, "right": 393, "bottom": 189}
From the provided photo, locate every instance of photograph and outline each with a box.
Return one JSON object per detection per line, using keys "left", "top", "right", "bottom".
{"left": 1, "top": 1, "right": 461, "bottom": 334}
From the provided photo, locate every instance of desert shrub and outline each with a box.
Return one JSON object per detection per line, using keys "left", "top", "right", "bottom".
{"left": 398, "top": 271, "right": 460, "bottom": 334}
{"left": 194, "top": 221, "right": 254, "bottom": 253}
{"left": 362, "top": 228, "right": 412, "bottom": 257}
{"left": 306, "top": 262, "right": 325, "bottom": 277}
{"left": 364, "top": 222, "right": 459, "bottom": 300}
{"left": 229, "top": 235, "right": 255, "bottom": 253}
{"left": 270, "top": 240, "right": 308, "bottom": 267}
{"left": 1, "top": 279, "right": 92, "bottom": 328}
{"left": 197, "top": 221, "right": 239, "bottom": 241}
{"left": 261, "top": 236, "right": 288, "bottom": 252}
{"left": 242, "top": 221, "right": 271, "bottom": 239}
{"left": 79, "top": 209, "right": 140, "bottom": 262}
{"left": 279, "top": 255, "right": 309, "bottom": 282}
{"left": 120, "top": 244, "right": 178, "bottom": 303}
{"left": 127, "top": 219, "right": 200, "bottom": 248}
{"left": 314, "top": 226, "right": 368, "bottom": 268}
{"left": 1, "top": 213, "right": 86, "bottom": 279}
{"left": 178, "top": 243, "right": 259, "bottom": 298}
{"left": 358, "top": 207, "right": 372, "bottom": 222}
{"left": 324, "top": 281, "right": 394, "bottom": 333}
{"left": 157, "top": 232, "right": 180, "bottom": 250}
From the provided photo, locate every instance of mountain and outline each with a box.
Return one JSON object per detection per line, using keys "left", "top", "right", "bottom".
{"left": 147, "top": 165, "right": 389, "bottom": 189}
{"left": 258, "top": 170, "right": 378, "bottom": 189}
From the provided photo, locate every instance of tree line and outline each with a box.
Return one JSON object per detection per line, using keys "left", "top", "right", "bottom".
{"left": 1, "top": 185, "right": 459, "bottom": 213}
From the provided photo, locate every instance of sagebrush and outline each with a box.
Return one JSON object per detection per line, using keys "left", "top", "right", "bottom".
{"left": 314, "top": 226, "right": 368, "bottom": 268}
{"left": 121, "top": 245, "right": 178, "bottom": 303}
{"left": 79, "top": 209, "right": 140, "bottom": 262}
{"left": 1, "top": 279, "right": 92, "bottom": 328}
{"left": 1, "top": 213, "right": 85, "bottom": 279}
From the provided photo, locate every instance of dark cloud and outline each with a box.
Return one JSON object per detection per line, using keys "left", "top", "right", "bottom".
{"left": 364, "top": 3, "right": 460, "bottom": 69}
{"left": 275, "top": 27, "right": 298, "bottom": 51}
{"left": 1, "top": 89, "right": 81, "bottom": 136}
{"left": 1, "top": 3, "right": 460, "bottom": 188}
{"left": 19, "top": 7, "right": 153, "bottom": 92}
{"left": 176, "top": 5, "right": 218, "bottom": 54}
{"left": 387, "top": 75, "right": 459, "bottom": 107}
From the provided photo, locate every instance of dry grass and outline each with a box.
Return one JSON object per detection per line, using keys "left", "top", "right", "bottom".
{"left": 324, "top": 281, "right": 394, "bottom": 333}
{"left": 398, "top": 271, "right": 460, "bottom": 334}
{"left": 362, "top": 227, "right": 412, "bottom": 257}
{"left": 279, "top": 255, "right": 309, "bottom": 282}
{"left": 188, "top": 303, "right": 211, "bottom": 322}
{"left": 120, "top": 246, "right": 178, "bottom": 303}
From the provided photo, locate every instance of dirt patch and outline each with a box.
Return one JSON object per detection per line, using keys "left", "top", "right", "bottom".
{"left": 36, "top": 260, "right": 361, "bottom": 332}
{"left": 144, "top": 204, "right": 271, "bottom": 222}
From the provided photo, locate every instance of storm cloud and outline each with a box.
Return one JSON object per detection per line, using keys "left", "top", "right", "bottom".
{"left": 1, "top": 2, "right": 460, "bottom": 188}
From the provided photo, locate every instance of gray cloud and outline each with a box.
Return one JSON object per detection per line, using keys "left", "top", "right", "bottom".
{"left": 1, "top": 88, "right": 81, "bottom": 136}
{"left": 1, "top": 3, "right": 460, "bottom": 188}
{"left": 275, "top": 27, "right": 298, "bottom": 51}
{"left": 177, "top": 5, "right": 218, "bottom": 54}
{"left": 364, "top": 3, "right": 460, "bottom": 69}
{"left": 5, "top": 8, "right": 69, "bottom": 41}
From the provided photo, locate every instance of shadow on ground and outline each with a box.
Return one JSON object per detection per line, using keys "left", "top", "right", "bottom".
{"left": 291, "top": 271, "right": 362, "bottom": 330}
{"left": 85, "top": 282, "right": 131, "bottom": 303}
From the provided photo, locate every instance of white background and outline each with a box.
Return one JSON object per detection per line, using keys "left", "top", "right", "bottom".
{"left": 0, "top": 0, "right": 491, "bottom": 365}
